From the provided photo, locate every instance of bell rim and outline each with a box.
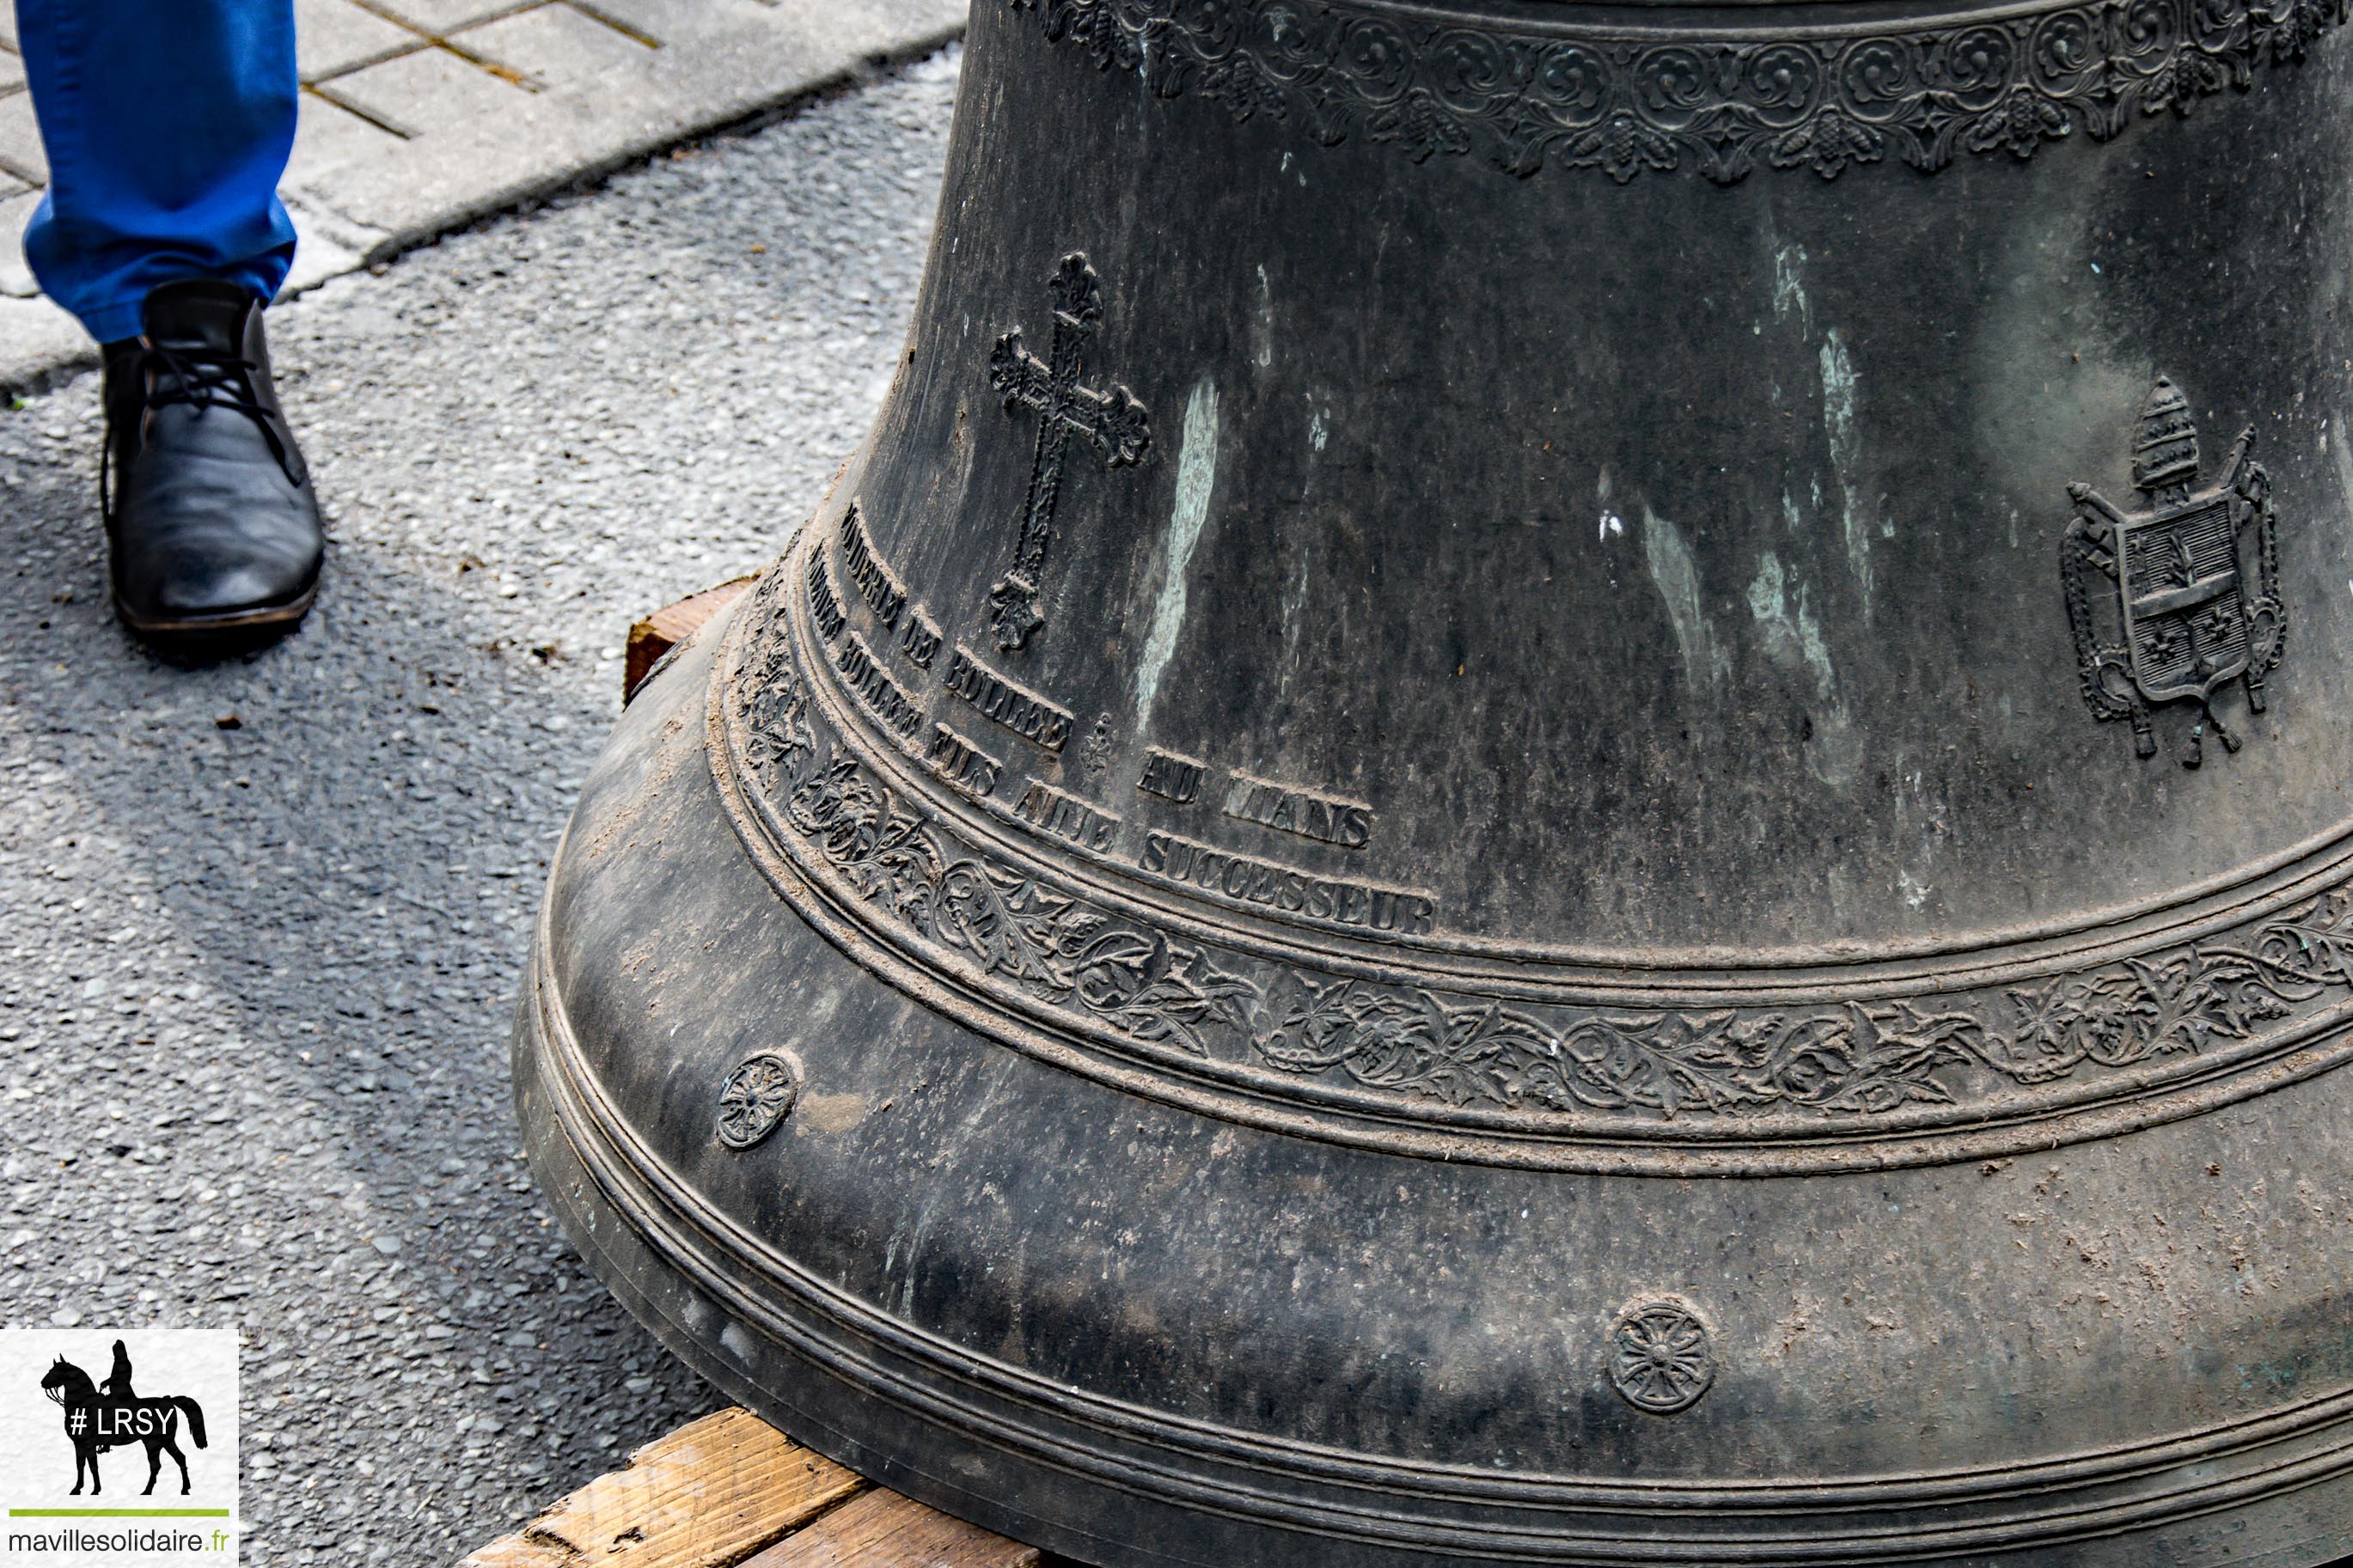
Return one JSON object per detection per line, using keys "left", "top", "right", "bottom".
{"left": 517, "top": 928, "right": 2353, "bottom": 1562}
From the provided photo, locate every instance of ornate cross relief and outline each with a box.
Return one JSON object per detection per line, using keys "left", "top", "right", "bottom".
{"left": 987, "top": 253, "right": 1151, "bottom": 650}
{"left": 2063, "top": 377, "right": 2284, "bottom": 768}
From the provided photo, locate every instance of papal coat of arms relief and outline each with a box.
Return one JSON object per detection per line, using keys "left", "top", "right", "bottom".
{"left": 2063, "top": 377, "right": 2285, "bottom": 768}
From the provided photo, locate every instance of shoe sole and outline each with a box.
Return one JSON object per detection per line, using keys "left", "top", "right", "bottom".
{"left": 115, "top": 579, "right": 319, "bottom": 643}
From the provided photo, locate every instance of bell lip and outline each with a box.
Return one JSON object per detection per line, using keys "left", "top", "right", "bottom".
{"left": 718, "top": 546, "right": 2353, "bottom": 1171}
{"left": 515, "top": 924, "right": 2353, "bottom": 1563}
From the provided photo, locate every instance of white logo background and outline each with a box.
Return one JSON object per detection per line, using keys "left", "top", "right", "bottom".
{"left": 0, "top": 1330, "right": 239, "bottom": 1565}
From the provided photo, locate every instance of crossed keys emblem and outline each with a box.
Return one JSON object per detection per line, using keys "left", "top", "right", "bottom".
{"left": 986, "top": 253, "right": 1151, "bottom": 650}
{"left": 2063, "top": 376, "right": 2284, "bottom": 768}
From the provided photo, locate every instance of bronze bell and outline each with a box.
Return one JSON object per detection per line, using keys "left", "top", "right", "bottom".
{"left": 516, "top": 0, "right": 2353, "bottom": 1560}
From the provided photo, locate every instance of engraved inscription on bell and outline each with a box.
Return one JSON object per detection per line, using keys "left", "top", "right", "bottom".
{"left": 837, "top": 502, "right": 907, "bottom": 630}
{"left": 1138, "top": 747, "right": 1205, "bottom": 805}
{"left": 802, "top": 546, "right": 846, "bottom": 643}
{"left": 833, "top": 630, "right": 922, "bottom": 741}
{"left": 897, "top": 605, "right": 941, "bottom": 670}
{"left": 1012, "top": 777, "right": 1120, "bottom": 851}
{"left": 943, "top": 644, "right": 1074, "bottom": 753}
{"left": 1136, "top": 828, "right": 1437, "bottom": 935}
{"left": 926, "top": 721, "right": 1004, "bottom": 800}
{"left": 1221, "top": 768, "right": 1374, "bottom": 850}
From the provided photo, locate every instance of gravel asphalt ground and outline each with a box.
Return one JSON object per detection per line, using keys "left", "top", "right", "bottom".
{"left": 0, "top": 48, "right": 955, "bottom": 1564}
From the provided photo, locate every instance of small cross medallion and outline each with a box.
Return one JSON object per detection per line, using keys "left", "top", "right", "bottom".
{"left": 986, "top": 253, "right": 1150, "bottom": 650}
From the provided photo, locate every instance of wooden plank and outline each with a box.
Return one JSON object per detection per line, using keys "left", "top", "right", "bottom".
{"left": 624, "top": 575, "right": 756, "bottom": 702}
{"left": 742, "top": 1487, "right": 1041, "bottom": 1568}
{"left": 457, "top": 1407, "right": 865, "bottom": 1568}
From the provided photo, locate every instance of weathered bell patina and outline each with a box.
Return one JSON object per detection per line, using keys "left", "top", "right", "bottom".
{"left": 515, "top": 0, "right": 2353, "bottom": 1560}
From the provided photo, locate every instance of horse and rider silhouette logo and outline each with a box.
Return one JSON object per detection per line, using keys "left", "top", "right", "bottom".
{"left": 37, "top": 1339, "right": 209, "bottom": 1496}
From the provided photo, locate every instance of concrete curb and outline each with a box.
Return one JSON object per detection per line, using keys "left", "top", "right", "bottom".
{"left": 0, "top": 0, "right": 964, "bottom": 398}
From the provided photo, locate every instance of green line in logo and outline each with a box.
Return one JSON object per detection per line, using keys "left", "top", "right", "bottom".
{"left": 9, "top": 1508, "right": 232, "bottom": 1517}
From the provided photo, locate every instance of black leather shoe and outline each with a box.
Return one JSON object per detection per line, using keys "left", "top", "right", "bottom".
{"left": 102, "top": 280, "right": 324, "bottom": 646}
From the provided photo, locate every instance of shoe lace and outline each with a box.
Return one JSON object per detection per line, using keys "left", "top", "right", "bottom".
{"left": 142, "top": 343, "right": 293, "bottom": 471}
{"left": 103, "top": 341, "right": 297, "bottom": 518}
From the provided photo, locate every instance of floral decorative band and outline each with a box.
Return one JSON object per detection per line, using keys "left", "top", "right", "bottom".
{"left": 1005, "top": 0, "right": 2351, "bottom": 182}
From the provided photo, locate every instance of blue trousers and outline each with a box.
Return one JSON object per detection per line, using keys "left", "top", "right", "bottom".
{"left": 17, "top": 0, "right": 298, "bottom": 343}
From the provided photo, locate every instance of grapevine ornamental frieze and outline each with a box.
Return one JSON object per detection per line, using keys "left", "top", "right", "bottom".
{"left": 1004, "top": 0, "right": 2353, "bottom": 184}
{"left": 731, "top": 567, "right": 2353, "bottom": 1126}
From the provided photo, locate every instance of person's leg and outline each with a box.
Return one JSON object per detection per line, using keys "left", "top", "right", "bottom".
{"left": 15, "top": 0, "right": 321, "bottom": 650}
{"left": 16, "top": 0, "right": 299, "bottom": 345}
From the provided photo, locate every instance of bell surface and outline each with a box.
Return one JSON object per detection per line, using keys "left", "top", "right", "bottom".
{"left": 516, "top": 0, "right": 2353, "bottom": 1561}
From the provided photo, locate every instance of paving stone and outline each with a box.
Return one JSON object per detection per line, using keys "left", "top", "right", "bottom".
{"left": 288, "top": 88, "right": 410, "bottom": 192}
{"left": 564, "top": 0, "right": 773, "bottom": 47}
{"left": 282, "top": 201, "right": 371, "bottom": 296}
{"left": 0, "top": 49, "right": 25, "bottom": 97}
{"left": 308, "top": 76, "right": 666, "bottom": 241}
{"left": 455, "top": 4, "right": 653, "bottom": 92}
{"left": 0, "top": 293, "right": 89, "bottom": 392}
{"left": 1, "top": 0, "right": 969, "bottom": 388}
{"left": 370, "top": 0, "right": 540, "bottom": 36}
{"left": 0, "top": 187, "right": 38, "bottom": 298}
{"left": 0, "top": 88, "right": 46, "bottom": 186}
{"left": 319, "top": 45, "right": 531, "bottom": 142}
{"left": 295, "top": 0, "right": 425, "bottom": 82}
{"left": 283, "top": 186, "right": 396, "bottom": 265}
{"left": 0, "top": 11, "right": 15, "bottom": 50}
{"left": 804, "top": 0, "right": 969, "bottom": 59}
